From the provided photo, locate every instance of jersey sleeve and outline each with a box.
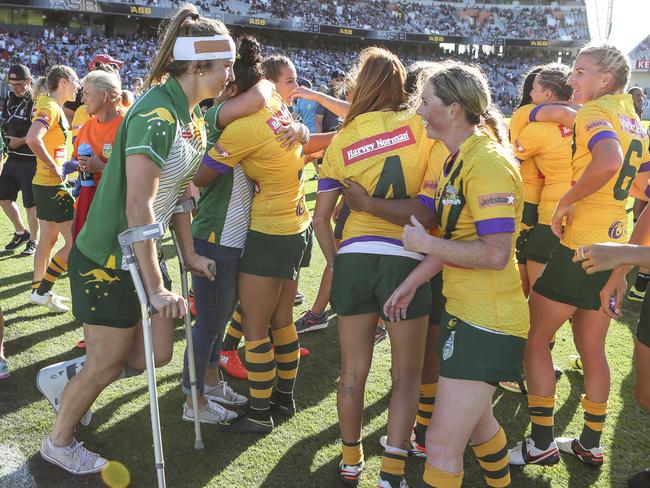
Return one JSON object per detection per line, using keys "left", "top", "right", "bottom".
{"left": 576, "top": 103, "right": 618, "bottom": 153}
{"left": 32, "top": 99, "right": 57, "bottom": 130}
{"left": 124, "top": 106, "right": 176, "bottom": 168}
{"left": 204, "top": 103, "right": 224, "bottom": 153}
{"left": 513, "top": 123, "right": 545, "bottom": 161}
{"left": 203, "top": 119, "right": 259, "bottom": 174}
{"left": 509, "top": 104, "right": 535, "bottom": 142}
{"left": 466, "top": 156, "right": 518, "bottom": 236}
{"left": 417, "top": 142, "right": 447, "bottom": 212}
{"left": 317, "top": 143, "right": 344, "bottom": 193}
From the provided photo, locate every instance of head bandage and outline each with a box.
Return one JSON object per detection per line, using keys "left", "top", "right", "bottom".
{"left": 172, "top": 35, "right": 236, "bottom": 61}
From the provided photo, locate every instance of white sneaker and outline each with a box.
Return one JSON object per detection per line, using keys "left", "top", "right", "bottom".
{"left": 30, "top": 291, "right": 68, "bottom": 313}
{"left": 508, "top": 437, "right": 560, "bottom": 466}
{"left": 339, "top": 459, "right": 364, "bottom": 486}
{"left": 555, "top": 437, "right": 604, "bottom": 466}
{"left": 36, "top": 359, "right": 92, "bottom": 426}
{"left": 205, "top": 380, "right": 247, "bottom": 406}
{"left": 378, "top": 478, "right": 409, "bottom": 488}
{"left": 182, "top": 399, "right": 238, "bottom": 424}
{"left": 379, "top": 432, "right": 426, "bottom": 458}
{"left": 40, "top": 436, "right": 107, "bottom": 474}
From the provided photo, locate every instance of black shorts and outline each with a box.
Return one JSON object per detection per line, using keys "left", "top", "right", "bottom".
{"left": 0, "top": 156, "right": 36, "bottom": 207}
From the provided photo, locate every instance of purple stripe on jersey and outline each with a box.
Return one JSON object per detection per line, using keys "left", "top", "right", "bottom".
{"left": 202, "top": 154, "right": 233, "bottom": 174}
{"left": 34, "top": 119, "right": 50, "bottom": 128}
{"left": 475, "top": 217, "right": 515, "bottom": 236}
{"left": 317, "top": 177, "right": 344, "bottom": 192}
{"left": 416, "top": 194, "right": 436, "bottom": 211}
{"left": 587, "top": 130, "right": 618, "bottom": 152}
{"left": 339, "top": 235, "right": 404, "bottom": 248}
{"left": 638, "top": 161, "right": 650, "bottom": 173}
{"left": 529, "top": 104, "right": 544, "bottom": 122}
{"left": 645, "top": 185, "right": 650, "bottom": 199}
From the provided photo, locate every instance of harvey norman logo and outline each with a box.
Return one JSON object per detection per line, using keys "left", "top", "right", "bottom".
{"left": 342, "top": 126, "right": 415, "bottom": 166}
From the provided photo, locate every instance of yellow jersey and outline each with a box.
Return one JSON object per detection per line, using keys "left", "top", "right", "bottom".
{"left": 71, "top": 104, "right": 91, "bottom": 143}
{"left": 32, "top": 96, "right": 70, "bottom": 186}
{"left": 433, "top": 133, "right": 528, "bottom": 338}
{"left": 515, "top": 121, "right": 573, "bottom": 225}
{"left": 563, "top": 94, "right": 650, "bottom": 249}
{"left": 417, "top": 139, "right": 450, "bottom": 237}
{"left": 319, "top": 111, "right": 434, "bottom": 259}
{"left": 509, "top": 104, "right": 544, "bottom": 227}
{"left": 205, "top": 92, "right": 309, "bottom": 236}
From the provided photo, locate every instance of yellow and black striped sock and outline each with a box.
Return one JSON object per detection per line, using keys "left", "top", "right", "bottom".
{"left": 379, "top": 447, "right": 407, "bottom": 485}
{"left": 31, "top": 281, "right": 41, "bottom": 292}
{"left": 472, "top": 427, "right": 511, "bottom": 488}
{"left": 422, "top": 463, "right": 463, "bottom": 488}
{"left": 579, "top": 395, "right": 607, "bottom": 449}
{"left": 221, "top": 304, "right": 243, "bottom": 351}
{"left": 37, "top": 256, "right": 67, "bottom": 295}
{"left": 244, "top": 337, "right": 275, "bottom": 422}
{"left": 271, "top": 323, "right": 300, "bottom": 399}
{"left": 528, "top": 394, "right": 555, "bottom": 449}
{"left": 415, "top": 382, "right": 437, "bottom": 447}
{"left": 342, "top": 439, "right": 364, "bottom": 466}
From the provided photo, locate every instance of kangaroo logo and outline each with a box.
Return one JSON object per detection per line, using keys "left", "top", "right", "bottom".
{"left": 50, "top": 190, "right": 70, "bottom": 202}
{"left": 80, "top": 269, "right": 121, "bottom": 285}
{"left": 139, "top": 107, "right": 175, "bottom": 125}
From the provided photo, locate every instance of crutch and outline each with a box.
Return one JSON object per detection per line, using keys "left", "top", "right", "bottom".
{"left": 118, "top": 223, "right": 167, "bottom": 488}
{"left": 170, "top": 198, "right": 207, "bottom": 450}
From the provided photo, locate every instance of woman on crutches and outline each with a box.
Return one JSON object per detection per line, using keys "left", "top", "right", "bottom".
{"left": 36, "top": 5, "right": 235, "bottom": 475}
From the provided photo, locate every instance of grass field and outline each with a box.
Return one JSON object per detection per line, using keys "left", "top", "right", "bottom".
{"left": 1, "top": 167, "right": 649, "bottom": 488}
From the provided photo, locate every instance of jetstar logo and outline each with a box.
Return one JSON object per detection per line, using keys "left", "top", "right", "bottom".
{"left": 558, "top": 125, "right": 573, "bottom": 138}
{"left": 265, "top": 108, "right": 292, "bottom": 134}
{"left": 342, "top": 126, "right": 415, "bottom": 166}
{"left": 478, "top": 193, "right": 514, "bottom": 209}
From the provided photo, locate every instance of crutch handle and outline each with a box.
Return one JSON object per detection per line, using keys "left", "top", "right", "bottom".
{"left": 118, "top": 223, "right": 165, "bottom": 259}
{"left": 173, "top": 197, "right": 196, "bottom": 215}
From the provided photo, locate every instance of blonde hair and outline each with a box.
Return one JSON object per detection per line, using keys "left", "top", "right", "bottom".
{"left": 577, "top": 42, "right": 630, "bottom": 93}
{"left": 147, "top": 4, "right": 230, "bottom": 88}
{"left": 84, "top": 70, "right": 123, "bottom": 103}
{"left": 425, "top": 61, "right": 507, "bottom": 146}
{"left": 32, "top": 76, "right": 49, "bottom": 99}
{"left": 343, "top": 47, "right": 407, "bottom": 129}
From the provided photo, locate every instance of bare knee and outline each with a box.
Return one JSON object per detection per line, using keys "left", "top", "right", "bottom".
{"left": 153, "top": 348, "right": 173, "bottom": 368}
{"left": 425, "top": 434, "right": 462, "bottom": 462}
{"left": 82, "top": 361, "right": 123, "bottom": 387}
{"left": 340, "top": 363, "right": 371, "bottom": 385}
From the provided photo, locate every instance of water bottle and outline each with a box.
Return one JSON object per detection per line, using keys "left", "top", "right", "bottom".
{"left": 77, "top": 143, "right": 95, "bottom": 187}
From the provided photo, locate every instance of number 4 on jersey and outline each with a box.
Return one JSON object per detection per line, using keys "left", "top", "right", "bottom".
{"left": 372, "top": 155, "right": 407, "bottom": 199}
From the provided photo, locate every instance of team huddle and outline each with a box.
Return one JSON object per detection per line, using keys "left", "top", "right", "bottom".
{"left": 1, "top": 3, "right": 650, "bottom": 488}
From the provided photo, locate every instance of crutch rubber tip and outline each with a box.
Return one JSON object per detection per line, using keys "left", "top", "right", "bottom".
{"left": 194, "top": 440, "right": 205, "bottom": 450}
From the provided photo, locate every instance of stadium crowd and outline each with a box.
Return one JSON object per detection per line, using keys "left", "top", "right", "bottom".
{"left": 2, "top": 3, "right": 650, "bottom": 488}
{"left": 0, "top": 29, "right": 560, "bottom": 114}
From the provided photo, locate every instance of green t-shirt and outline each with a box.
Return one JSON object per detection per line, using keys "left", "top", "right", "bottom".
{"left": 76, "top": 77, "right": 206, "bottom": 269}
{"left": 191, "top": 103, "right": 253, "bottom": 249}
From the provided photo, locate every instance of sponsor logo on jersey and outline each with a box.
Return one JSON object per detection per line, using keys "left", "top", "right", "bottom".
{"left": 584, "top": 120, "right": 613, "bottom": 133}
{"left": 342, "top": 126, "right": 416, "bottom": 166}
{"left": 608, "top": 220, "right": 625, "bottom": 239}
{"left": 36, "top": 111, "right": 51, "bottom": 124}
{"left": 422, "top": 180, "right": 437, "bottom": 191}
{"left": 265, "top": 108, "right": 292, "bottom": 134}
{"left": 441, "top": 184, "right": 461, "bottom": 206}
{"left": 139, "top": 107, "right": 175, "bottom": 125}
{"left": 181, "top": 129, "right": 193, "bottom": 139}
{"left": 478, "top": 192, "right": 515, "bottom": 209}
{"left": 618, "top": 114, "right": 646, "bottom": 139}
{"left": 558, "top": 125, "right": 573, "bottom": 138}
{"left": 54, "top": 148, "right": 66, "bottom": 161}
{"left": 102, "top": 144, "right": 113, "bottom": 159}
{"left": 79, "top": 269, "right": 121, "bottom": 285}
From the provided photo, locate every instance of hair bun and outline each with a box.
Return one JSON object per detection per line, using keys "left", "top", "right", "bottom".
{"left": 237, "top": 35, "right": 262, "bottom": 66}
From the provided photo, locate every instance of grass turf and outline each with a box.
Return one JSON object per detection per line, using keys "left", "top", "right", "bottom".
{"left": 0, "top": 167, "right": 649, "bottom": 488}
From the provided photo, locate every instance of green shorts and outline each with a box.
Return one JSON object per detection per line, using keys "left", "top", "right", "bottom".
{"left": 525, "top": 224, "right": 559, "bottom": 264}
{"left": 430, "top": 272, "right": 444, "bottom": 325}
{"left": 331, "top": 253, "right": 432, "bottom": 321}
{"left": 69, "top": 245, "right": 172, "bottom": 328}
{"left": 533, "top": 243, "right": 611, "bottom": 311}
{"left": 239, "top": 226, "right": 313, "bottom": 280}
{"left": 515, "top": 227, "right": 532, "bottom": 265}
{"left": 33, "top": 183, "right": 73, "bottom": 223}
{"left": 439, "top": 310, "right": 526, "bottom": 382}
{"left": 637, "top": 292, "right": 650, "bottom": 348}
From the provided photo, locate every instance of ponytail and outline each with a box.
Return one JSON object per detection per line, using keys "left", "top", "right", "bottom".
{"left": 146, "top": 3, "right": 230, "bottom": 88}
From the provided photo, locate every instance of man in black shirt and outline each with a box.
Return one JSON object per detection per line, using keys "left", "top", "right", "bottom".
{"left": 315, "top": 68, "right": 346, "bottom": 133}
{"left": 0, "top": 64, "right": 38, "bottom": 255}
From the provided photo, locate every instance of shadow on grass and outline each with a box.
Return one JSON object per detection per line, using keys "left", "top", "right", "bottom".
{"left": 0, "top": 271, "right": 33, "bottom": 301}
{"left": 5, "top": 318, "right": 82, "bottom": 356}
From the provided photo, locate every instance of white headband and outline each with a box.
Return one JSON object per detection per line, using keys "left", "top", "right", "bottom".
{"left": 172, "top": 35, "right": 236, "bottom": 61}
